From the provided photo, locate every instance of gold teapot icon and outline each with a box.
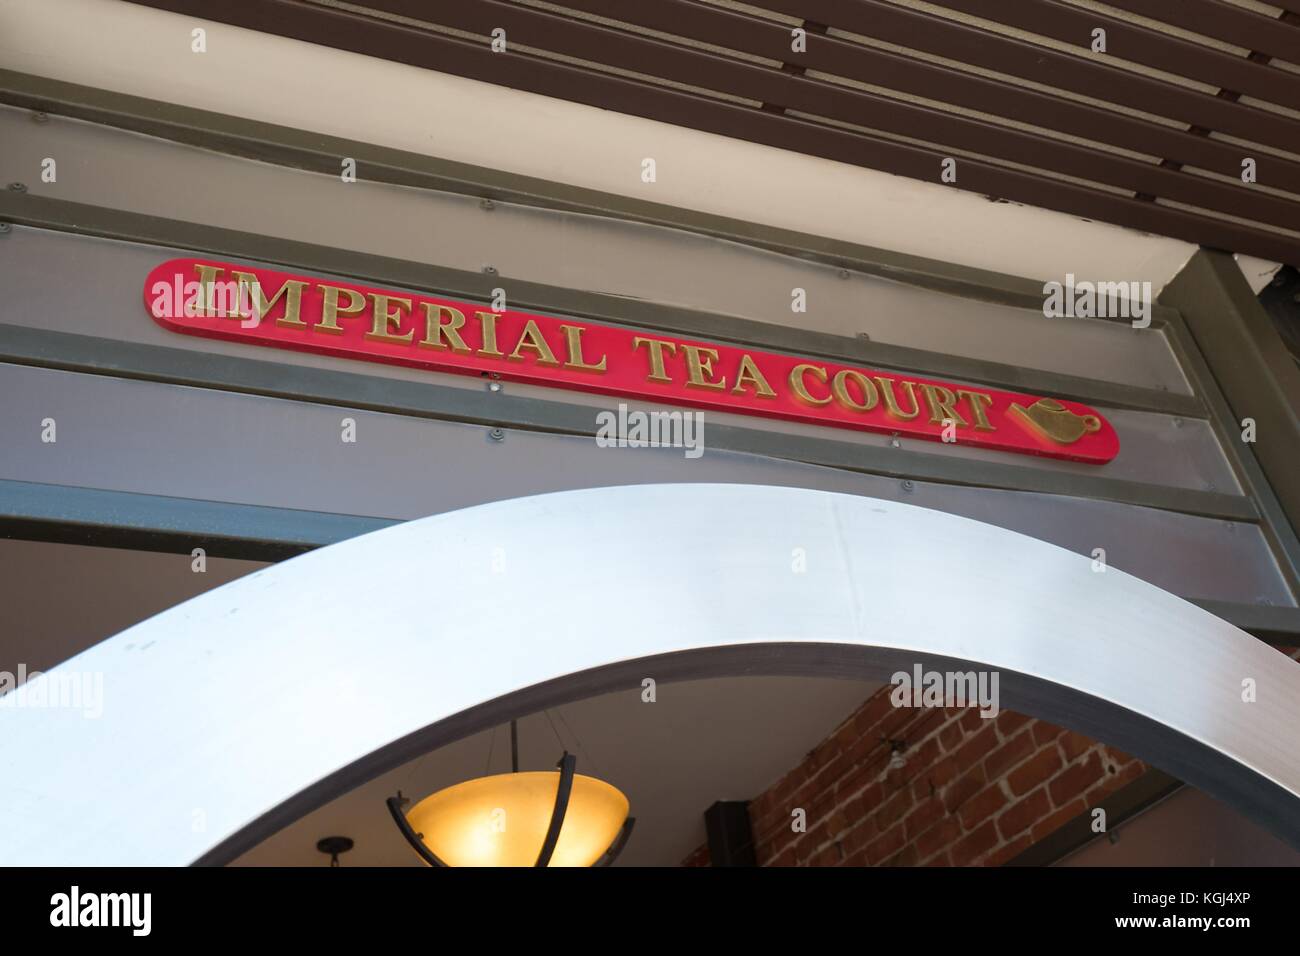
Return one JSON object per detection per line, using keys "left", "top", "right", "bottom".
{"left": 1008, "top": 398, "right": 1101, "bottom": 445}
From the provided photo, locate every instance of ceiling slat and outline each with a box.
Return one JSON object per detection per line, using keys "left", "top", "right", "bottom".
{"left": 927, "top": 0, "right": 1300, "bottom": 104}
{"left": 1097, "top": 0, "right": 1300, "bottom": 63}
{"left": 743, "top": 0, "right": 1300, "bottom": 154}
{"left": 362, "top": 0, "right": 1300, "bottom": 230}
{"left": 554, "top": 0, "right": 1300, "bottom": 193}
{"left": 116, "top": 0, "right": 1300, "bottom": 265}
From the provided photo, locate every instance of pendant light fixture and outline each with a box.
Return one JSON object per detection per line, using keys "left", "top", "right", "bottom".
{"left": 387, "top": 719, "right": 634, "bottom": 867}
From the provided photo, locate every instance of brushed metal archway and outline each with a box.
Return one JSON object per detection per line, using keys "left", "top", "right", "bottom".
{"left": 2, "top": 483, "right": 1298, "bottom": 865}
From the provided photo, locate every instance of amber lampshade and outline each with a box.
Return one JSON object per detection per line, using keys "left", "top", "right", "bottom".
{"left": 404, "top": 770, "right": 630, "bottom": 867}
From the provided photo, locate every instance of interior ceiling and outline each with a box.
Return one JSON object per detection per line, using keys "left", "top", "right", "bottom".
{"left": 0, "top": 538, "right": 879, "bottom": 866}
{"left": 233, "top": 675, "right": 878, "bottom": 867}
{"left": 123, "top": 0, "right": 1300, "bottom": 267}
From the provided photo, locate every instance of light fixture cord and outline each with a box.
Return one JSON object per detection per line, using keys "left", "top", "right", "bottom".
{"left": 548, "top": 707, "right": 602, "bottom": 778}
{"left": 510, "top": 719, "right": 519, "bottom": 774}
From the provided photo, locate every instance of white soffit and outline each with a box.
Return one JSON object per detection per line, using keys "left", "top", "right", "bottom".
{"left": 1, "top": 0, "right": 1263, "bottom": 293}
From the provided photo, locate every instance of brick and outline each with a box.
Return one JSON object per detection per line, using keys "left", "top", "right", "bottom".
{"left": 852, "top": 690, "right": 898, "bottom": 736}
{"left": 864, "top": 825, "right": 907, "bottom": 866}
{"left": 831, "top": 714, "right": 864, "bottom": 751}
{"left": 836, "top": 760, "right": 884, "bottom": 803}
{"left": 927, "top": 753, "right": 961, "bottom": 789}
{"left": 1030, "top": 798, "right": 1086, "bottom": 843}
{"left": 1049, "top": 752, "right": 1105, "bottom": 807}
{"left": 950, "top": 819, "right": 999, "bottom": 866}
{"left": 873, "top": 786, "right": 915, "bottom": 833}
{"left": 921, "top": 849, "right": 952, "bottom": 867}
{"left": 816, "top": 843, "right": 843, "bottom": 866}
{"left": 915, "top": 815, "right": 962, "bottom": 860}
{"left": 957, "top": 782, "right": 1009, "bottom": 830}
{"left": 884, "top": 843, "right": 920, "bottom": 867}
{"left": 985, "top": 832, "right": 1034, "bottom": 867}
{"left": 817, "top": 751, "right": 852, "bottom": 791}
{"left": 983, "top": 729, "right": 1036, "bottom": 779}
{"left": 903, "top": 736, "right": 943, "bottom": 778}
{"left": 904, "top": 796, "right": 947, "bottom": 841}
{"left": 1058, "top": 730, "right": 1095, "bottom": 762}
{"left": 995, "top": 710, "right": 1033, "bottom": 738}
{"left": 903, "top": 705, "right": 949, "bottom": 743}
{"left": 842, "top": 847, "right": 869, "bottom": 867}
{"left": 1032, "top": 719, "right": 1067, "bottom": 746}
{"left": 952, "top": 723, "right": 999, "bottom": 771}
{"left": 942, "top": 765, "right": 987, "bottom": 813}
{"left": 767, "top": 844, "right": 798, "bottom": 867}
{"left": 879, "top": 704, "right": 920, "bottom": 742}
{"left": 1112, "top": 759, "right": 1146, "bottom": 789}
{"left": 996, "top": 786, "right": 1051, "bottom": 840}
{"left": 938, "top": 717, "right": 967, "bottom": 752}
{"left": 843, "top": 819, "right": 879, "bottom": 856}
{"left": 1006, "top": 747, "right": 1064, "bottom": 796}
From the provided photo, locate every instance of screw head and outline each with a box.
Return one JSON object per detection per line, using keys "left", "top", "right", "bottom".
{"left": 482, "top": 265, "right": 498, "bottom": 276}
{"left": 488, "top": 381, "right": 503, "bottom": 393}
{"left": 480, "top": 198, "right": 496, "bottom": 211}
{"left": 901, "top": 480, "right": 915, "bottom": 492}
{"left": 0, "top": 223, "right": 10, "bottom": 234}
{"left": 838, "top": 269, "right": 851, "bottom": 280}
{"left": 32, "top": 111, "right": 49, "bottom": 124}
{"left": 7, "top": 182, "right": 27, "bottom": 193}
{"left": 489, "top": 427, "right": 505, "bottom": 441}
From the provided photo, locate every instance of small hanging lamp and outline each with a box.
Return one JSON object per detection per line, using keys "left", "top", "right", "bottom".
{"left": 387, "top": 720, "right": 634, "bottom": 867}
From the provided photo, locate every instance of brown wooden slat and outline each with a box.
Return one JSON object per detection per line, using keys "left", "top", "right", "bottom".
{"left": 554, "top": 0, "right": 1300, "bottom": 197}
{"left": 743, "top": 0, "right": 1300, "bottom": 154}
{"left": 1099, "top": 0, "right": 1300, "bottom": 64}
{"left": 119, "top": 0, "right": 1300, "bottom": 265}
{"left": 359, "top": 0, "right": 1300, "bottom": 230}
{"left": 929, "top": 0, "right": 1300, "bottom": 105}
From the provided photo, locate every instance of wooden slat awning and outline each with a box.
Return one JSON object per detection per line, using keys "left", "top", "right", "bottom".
{"left": 124, "top": 0, "right": 1300, "bottom": 265}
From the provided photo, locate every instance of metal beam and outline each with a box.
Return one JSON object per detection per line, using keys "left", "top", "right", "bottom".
{"left": 0, "top": 325, "right": 1257, "bottom": 521}
{"left": 1160, "top": 252, "right": 1300, "bottom": 543}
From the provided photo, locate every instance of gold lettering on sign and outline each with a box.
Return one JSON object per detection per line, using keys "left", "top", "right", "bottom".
{"left": 957, "top": 389, "right": 996, "bottom": 432}
{"left": 831, "top": 369, "right": 879, "bottom": 412}
{"left": 919, "top": 384, "right": 968, "bottom": 428}
{"left": 633, "top": 337, "right": 678, "bottom": 383}
{"left": 680, "top": 344, "right": 727, "bottom": 391}
{"left": 365, "top": 293, "right": 414, "bottom": 344}
{"left": 508, "top": 319, "right": 560, "bottom": 366}
{"left": 231, "top": 270, "right": 308, "bottom": 329}
{"left": 559, "top": 325, "right": 607, "bottom": 373}
{"left": 418, "top": 304, "right": 472, "bottom": 355}
{"left": 190, "top": 263, "right": 224, "bottom": 317}
{"left": 317, "top": 284, "right": 367, "bottom": 335}
{"left": 875, "top": 377, "right": 922, "bottom": 421}
{"left": 790, "top": 364, "right": 832, "bottom": 406}
{"left": 732, "top": 354, "right": 776, "bottom": 399}
{"left": 476, "top": 311, "right": 505, "bottom": 358}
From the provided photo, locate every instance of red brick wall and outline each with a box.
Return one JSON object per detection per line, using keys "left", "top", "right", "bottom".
{"left": 692, "top": 685, "right": 1147, "bottom": 866}
{"left": 686, "top": 646, "right": 1300, "bottom": 866}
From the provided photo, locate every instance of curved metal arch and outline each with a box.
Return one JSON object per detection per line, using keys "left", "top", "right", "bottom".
{"left": 1, "top": 484, "right": 1298, "bottom": 865}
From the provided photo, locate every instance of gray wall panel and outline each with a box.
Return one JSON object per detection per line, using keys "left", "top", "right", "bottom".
{"left": 0, "top": 362, "right": 1287, "bottom": 606}
{"left": 0, "top": 104, "right": 1191, "bottom": 394}
{"left": 0, "top": 225, "right": 1240, "bottom": 493}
